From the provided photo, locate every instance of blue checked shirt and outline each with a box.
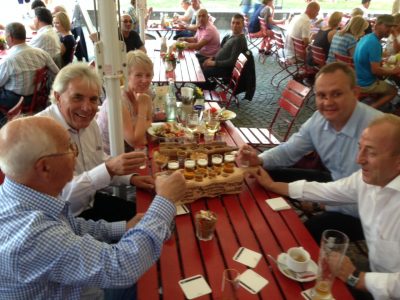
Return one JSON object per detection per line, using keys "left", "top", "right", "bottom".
{"left": 0, "top": 178, "right": 176, "bottom": 300}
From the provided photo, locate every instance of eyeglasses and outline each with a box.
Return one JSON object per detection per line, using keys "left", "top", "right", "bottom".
{"left": 38, "top": 142, "right": 79, "bottom": 160}
{"left": 123, "top": 20, "right": 133, "bottom": 24}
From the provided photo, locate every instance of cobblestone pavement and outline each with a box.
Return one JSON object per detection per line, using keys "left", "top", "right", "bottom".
{"left": 228, "top": 49, "right": 316, "bottom": 135}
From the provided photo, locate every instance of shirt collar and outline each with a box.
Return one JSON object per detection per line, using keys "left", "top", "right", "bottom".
{"left": 50, "top": 104, "right": 79, "bottom": 134}
{"left": 386, "top": 175, "right": 400, "bottom": 192}
{"left": 37, "top": 25, "right": 53, "bottom": 34}
{"left": 324, "top": 102, "right": 362, "bottom": 137}
{"left": 2, "top": 177, "right": 67, "bottom": 216}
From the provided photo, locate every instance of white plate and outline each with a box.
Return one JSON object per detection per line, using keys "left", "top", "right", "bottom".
{"left": 219, "top": 110, "right": 236, "bottom": 121}
{"left": 147, "top": 122, "right": 165, "bottom": 137}
{"left": 277, "top": 253, "right": 317, "bottom": 282}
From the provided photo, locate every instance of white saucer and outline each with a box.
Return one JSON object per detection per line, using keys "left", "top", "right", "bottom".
{"left": 277, "top": 253, "right": 317, "bottom": 282}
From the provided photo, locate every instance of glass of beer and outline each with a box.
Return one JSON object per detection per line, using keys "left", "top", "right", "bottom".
{"left": 311, "top": 230, "right": 349, "bottom": 300}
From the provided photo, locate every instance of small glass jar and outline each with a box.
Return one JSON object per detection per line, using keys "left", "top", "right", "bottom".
{"left": 223, "top": 153, "right": 235, "bottom": 173}
{"left": 184, "top": 159, "right": 196, "bottom": 180}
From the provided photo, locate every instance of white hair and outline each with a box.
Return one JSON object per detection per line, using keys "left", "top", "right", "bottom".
{"left": 0, "top": 117, "right": 58, "bottom": 178}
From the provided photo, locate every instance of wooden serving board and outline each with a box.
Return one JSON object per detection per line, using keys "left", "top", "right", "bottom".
{"left": 157, "top": 167, "right": 257, "bottom": 204}
{"left": 159, "top": 141, "right": 238, "bottom": 158}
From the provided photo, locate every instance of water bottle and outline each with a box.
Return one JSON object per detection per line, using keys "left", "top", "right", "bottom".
{"left": 160, "top": 37, "right": 167, "bottom": 53}
{"left": 166, "top": 79, "right": 177, "bottom": 122}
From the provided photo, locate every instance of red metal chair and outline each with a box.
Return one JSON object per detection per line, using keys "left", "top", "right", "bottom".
{"left": 236, "top": 80, "right": 311, "bottom": 150}
{"left": 270, "top": 31, "right": 298, "bottom": 88}
{"left": 258, "top": 16, "right": 274, "bottom": 63}
{"left": 7, "top": 96, "right": 24, "bottom": 121}
{"left": 309, "top": 44, "right": 326, "bottom": 71}
{"left": 334, "top": 52, "right": 354, "bottom": 69}
{"left": 244, "top": 16, "right": 263, "bottom": 51}
{"left": 204, "top": 53, "right": 248, "bottom": 109}
{"left": 23, "top": 67, "right": 50, "bottom": 114}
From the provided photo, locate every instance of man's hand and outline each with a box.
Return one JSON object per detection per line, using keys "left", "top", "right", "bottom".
{"left": 202, "top": 58, "right": 216, "bottom": 68}
{"left": 131, "top": 175, "right": 155, "bottom": 191}
{"left": 247, "top": 166, "right": 289, "bottom": 196}
{"left": 105, "top": 151, "right": 146, "bottom": 177}
{"left": 126, "top": 213, "right": 145, "bottom": 230}
{"left": 237, "top": 145, "right": 262, "bottom": 167}
{"left": 155, "top": 171, "right": 186, "bottom": 203}
{"left": 330, "top": 253, "right": 356, "bottom": 282}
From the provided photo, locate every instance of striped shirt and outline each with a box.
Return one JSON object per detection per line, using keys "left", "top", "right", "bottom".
{"left": 0, "top": 178, "right": 176, "bottom": 299}
{"left": 327, "top": 32, "right": 357, "bottom": 63}
{"left": 0, "top": 43, "right": 59, "bottom": 96}
{"left": 29, "top": 25, "right": 61, "bottom": 58}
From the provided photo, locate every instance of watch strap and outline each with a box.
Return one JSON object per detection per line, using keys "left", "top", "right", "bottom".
{"left": 346, "top": 269, "right": 361, "bottom": 287}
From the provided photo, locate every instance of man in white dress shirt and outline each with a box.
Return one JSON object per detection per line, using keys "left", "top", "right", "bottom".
{"left": 38, "top": 63, "right": 155, "bottom": 222}
{"left": 29, "top": 7, "right": 61, "bottom": 60}
{"left": 249, "top": 114, "right": 400, "bottom": 300}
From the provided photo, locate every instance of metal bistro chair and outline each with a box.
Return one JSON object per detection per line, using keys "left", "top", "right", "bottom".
{"left": 309, "top": 44, "right": 326, "bottom": 71}
{"left": 334, "top": 52, "right": 354, "bottom": 69}
{"left": 23, "top": 67, "right": 50, "bottom": 114}
{"left": 258, "top": 16, "right": 273, "bottom": 64}
{"left": 244, "top": 16, "right": 263, "bottom": 51}
{"left": 0, "top": 96, "right": 24, "bottom": 127}
{"left": 237, "top": 80, "right": 311, "bottom": 151}
{"left": 291, "top": 36, "right": 309, "bottom": 82}
{"left": 270, "top": 31, "right": 298, "bottom": 88}
{"left": 203, "top": 53, "right": 248, "bottom": 108}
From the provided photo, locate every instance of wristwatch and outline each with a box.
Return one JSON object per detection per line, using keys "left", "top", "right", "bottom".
{"left": 346, "top": 270, "right": 361, "bottom": 287}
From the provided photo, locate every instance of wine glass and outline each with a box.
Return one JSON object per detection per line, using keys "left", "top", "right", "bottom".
{"left": 154, "top": 151, "right": 169, "bottom": 172}
{"left": 186, "top": 113, "right": 199, "bottom": 134}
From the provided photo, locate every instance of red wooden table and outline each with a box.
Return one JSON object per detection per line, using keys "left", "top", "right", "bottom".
{"left": 136, "top": 103, "right": 353, "bottom": 300}
{"left": 146, "top": 40, "right": 205, "bottom": 85}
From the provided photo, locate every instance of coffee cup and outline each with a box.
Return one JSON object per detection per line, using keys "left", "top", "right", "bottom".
{"left": 286, "top": 247, "right": 310, "bottom": 273}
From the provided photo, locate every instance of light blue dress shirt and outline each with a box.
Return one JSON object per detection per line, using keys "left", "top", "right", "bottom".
{"left": 259, "top": 102, "right": 382, "bottom": 216}
{"left": 0, "top": 178, "right": 175, "bottom": 300}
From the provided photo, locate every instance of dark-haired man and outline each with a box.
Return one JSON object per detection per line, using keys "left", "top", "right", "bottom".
{"left": 29, "top": 7, "right": 61, "bottom": 59}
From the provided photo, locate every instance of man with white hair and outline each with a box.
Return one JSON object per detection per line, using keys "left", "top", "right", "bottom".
{"left": 37, "top": 63, "right": 154, "bottom": 222}
{"left": 0, "top": 115, "right": 186, "bottom": 299}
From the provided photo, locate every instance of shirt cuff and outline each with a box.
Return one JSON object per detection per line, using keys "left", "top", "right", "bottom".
{"left": 365, "top": 272, "right": 391, "bottom": 299}
{"left": 288, "top": 180, "right": 306, "bottom": 199}
{"left": 109, "top": 221, "right": 127, "bottom": 241}
{"left": 111, "top": 174, "right": 132, "bottom": 186}
{"left": 148, "top": 195, "right": 176, "bottom": 221}
{"left": 87, "top": 163, "right": 112, "bottom": 190}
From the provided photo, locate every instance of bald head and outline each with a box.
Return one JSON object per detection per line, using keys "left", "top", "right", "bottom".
{"left": 306, "top": 2, "right": 320, "bottom": 19}
{"left": 197, "top": 9, "right": 209, "bottom": 26}
{"left": 0, "top": 116, "right": 69, "bottom": 179}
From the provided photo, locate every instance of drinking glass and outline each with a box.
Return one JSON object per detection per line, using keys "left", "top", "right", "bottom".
{"left": 311, "top": 230, "right": 349, "bottom": 300}
{"left": 205, "top": 115, "right": 220, "bottom": 135}
{"left": 154, "top": 151, "right": 169, "bottom": 172}
{"left": 135, "top": 146, "right": 147, "bottom": 169}
{"left": 186, "top": 113, "right": 199, "bottom": 134}
{"left": 221, "top": 269, "right": 240, "bottom": 300}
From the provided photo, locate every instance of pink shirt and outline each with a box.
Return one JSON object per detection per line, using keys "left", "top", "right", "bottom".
{"left": 194, "top": 22, "right": 220, "bottom": 57}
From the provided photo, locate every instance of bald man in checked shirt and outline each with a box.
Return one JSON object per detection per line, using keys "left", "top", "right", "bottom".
{"left": 0, "top": 116, "right": 186, "bottom": 299}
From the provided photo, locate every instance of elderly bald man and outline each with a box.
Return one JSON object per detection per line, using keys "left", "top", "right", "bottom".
{"left": 0, "top": 116, "right": 186, "bottom": 299}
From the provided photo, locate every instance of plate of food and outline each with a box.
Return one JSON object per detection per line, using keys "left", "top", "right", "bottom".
{"left": 205, "top": 107, "right": 236, "bottom": 121}
{"left": 147, "top": 122, "right": 187, "bottom": 139}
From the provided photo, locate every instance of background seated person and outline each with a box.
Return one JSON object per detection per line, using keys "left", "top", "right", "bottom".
{"left": 121, "top": 14, "right": 146, "bottom": 52}
{"left": 285, "top": 1, "right": 320, "bottom": 61}
{"left": 174, "top": 0, "right": 202, "bottom": 39}
{"left": 326, "top": 16, "right": 368, "bottom": 63}
{"left": 172, "top": 0, "right": 194, "bottom": 29}
{"left": 354, "top": 14, "right": 400, "bottom": 110}
{"left": 178, "top": 9, "right": 220, "bottom": 64}
{"left": 97, "top": 50, "right": 153, "bottom": 155}
{"left": 0, "top": 22, "right": 59, "bottom": 124}
{"left": 53, "top": 11, "right": 75, "bottom": 67}
{"left": 29, "top": 7, "right": 61, "bottom": 61}
{"left": 200, "top": 13, "right": 248, "bottom": 89}
{"left": 0, "top": 115, "right": 186, "bottom": 299}
{"left": 307, "top": 11, "right": 342, "bottom": 66}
